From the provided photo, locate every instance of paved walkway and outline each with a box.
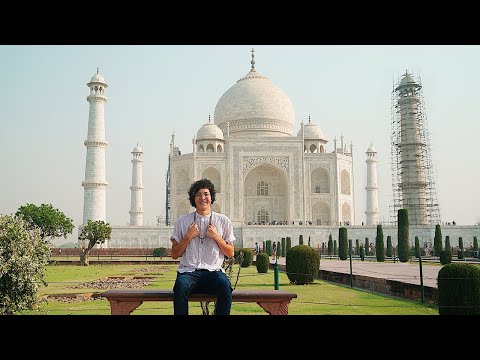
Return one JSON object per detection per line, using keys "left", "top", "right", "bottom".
{"left": 270, "top": 257, "right": 441, "bottom": 288}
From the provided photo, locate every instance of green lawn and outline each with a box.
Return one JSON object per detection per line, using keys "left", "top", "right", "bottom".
{"left": 21, "top": 263, "right": 438, "bottom": 315}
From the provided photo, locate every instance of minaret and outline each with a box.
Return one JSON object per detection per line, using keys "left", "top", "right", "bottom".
{"left": 129, "top": 143, "right": 144, "bottom": 226}
{"left": 390, "top": 71, "right": 440, "bottom": 225}
{"left": 82, "top": 68, "right": 108, "bottom": 225}
{"left": 365, "top": 143, "right": 379, "bottom": 225}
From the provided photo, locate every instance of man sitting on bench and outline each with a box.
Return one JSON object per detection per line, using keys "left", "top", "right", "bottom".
{"left": 170, "top": 178, "right": 236, "bottom": 315}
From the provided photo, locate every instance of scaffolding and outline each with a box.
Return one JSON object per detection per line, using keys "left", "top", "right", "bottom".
{"left": 390, "top": 71, "right": 441, "bottom": 226}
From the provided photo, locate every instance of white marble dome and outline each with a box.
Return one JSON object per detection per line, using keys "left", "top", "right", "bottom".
{"left": 88, "top": 69, "right": 107, "bottom": 85}
{"left": 197, "top": 119, "right": 224, "bottom": 140}
{"left": 367, "top": 143, "right": 376, "bottom": 153}
{"left": 132, "top": 144, "right": 143, "bottom": 153}
{"left": 214, "top": 67, "right": 295, "bottom": 137}
{"left": 298, "top": 118, "right": 327, "bottom": 140}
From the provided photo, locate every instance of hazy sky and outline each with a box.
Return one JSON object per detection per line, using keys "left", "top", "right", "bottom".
{"left": 1, "top": 45, "right": 479, "bottom": 245}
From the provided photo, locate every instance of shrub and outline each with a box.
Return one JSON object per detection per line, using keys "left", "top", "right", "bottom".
{"left": 281, "top": 238, "right": 286, "bottom": 257}
{"left": 334, "top": 240, "right": 337, "bottom": 256}
{"left": 255, "top": 253, "right": 269, "bottom": 273}
{"left": 286, "top": 245, "right": 320, "bottom": 285}
{"left": 235, "top": 248, "right": 254, "bottom": 267}
{"left": 152, "top": 247, "right": 168, "bottom": 258}
{"left": 0, "top": 215, "right": 51, "bottom": 314}
{"left": 360, "top": 245, "right": 365, "bottom": 261}
{"left": 437, "top": 263, "right": 480, "bottom": 315}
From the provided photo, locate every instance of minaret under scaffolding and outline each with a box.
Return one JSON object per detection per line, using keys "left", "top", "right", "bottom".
{"left": 390, "top": 71, "right": 441, "bottom": 225}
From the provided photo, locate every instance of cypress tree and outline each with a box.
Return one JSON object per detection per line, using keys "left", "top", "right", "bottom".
{"left": 397, "top": 209, "right": 410, "bottom": 262}
{"left": 386, "top": 235, "right": 392, "bottom": 257}
{"left": 445, "top": 235, "right": 451, "bottom": 255}
{"left": 434, "top": 224, "right": 442, "bottom": 256}
{"left": 355, "top": 239, "right": 359, "bottom": 255}
{"left": 338, "top": 227, "right": 348, "bottom": 260}
{"left": 375, "top": 224, "right": 385, "bottom": 262}
{"left": 458, "top": 237, "right": 464, "bottom": 260}
{"left": 365, "top": 238, "right": 369, "bottom": 256}
{"left": 334, "top": 240, "right": 338, "bottom": 256}
{"left": 328, "top": 235, "right": 333, "bottom": 255}
{"left": 474, "top": 236, "right": 478, "bottom": 252}
{"left": 286, "top": 237, "right": 291, "bottom": 252}
{"left": 414, "top": 236, "right": 420, "bottom": 258}
{"left": 281, "top": 237, "right": 286, "bottom": 257}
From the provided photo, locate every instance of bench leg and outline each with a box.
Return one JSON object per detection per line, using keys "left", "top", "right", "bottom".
{"left": 256, "top": 301, "right": 291, "bottom": 315}
{"left": 109, "top": 300, "right": 143, "bottom": 315}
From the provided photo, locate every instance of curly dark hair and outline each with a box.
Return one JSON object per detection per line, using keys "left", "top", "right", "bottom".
{"left": 188, "top": 178, "right": 216, "bottom": 207}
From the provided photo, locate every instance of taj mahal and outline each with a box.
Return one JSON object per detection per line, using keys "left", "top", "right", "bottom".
{"left": 81, "top": 50, "right": 479, "bottom": 249}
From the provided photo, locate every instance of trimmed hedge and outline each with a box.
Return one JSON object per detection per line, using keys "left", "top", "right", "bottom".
{"left": 286, "top": 245, "right": 320, "bottom": 285}
{"left": 255, "top": 253, "right": 269, "bottom": 273}
{"left": 437, "top": 263, "right": 480, "bottom": 315}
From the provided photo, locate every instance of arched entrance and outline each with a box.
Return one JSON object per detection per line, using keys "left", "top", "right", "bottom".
{"left": 243, "top": 163, "right": 289, "bottom": 224}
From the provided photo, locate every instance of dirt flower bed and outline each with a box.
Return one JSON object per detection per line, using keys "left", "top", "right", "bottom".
{"left": 45, "top": 276, "right": 156, "bottom": 303}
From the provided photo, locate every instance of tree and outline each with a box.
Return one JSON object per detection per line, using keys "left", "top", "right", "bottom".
{"left": 328, "top": 234, "right": 333, "bottom": 255}
{"left": 365, "top": 238, "right": 369, "bottom": 256}
{"left": 338, "top": 227, "right": 348, "bottom": 260}
{"left": 397, "top": 209, "right": 410, "bottom": 262}
{"left": 386, "top": 235, "right": 392, "bottom": 257}
{"left": 355, "top": 239, "right": 359, "bottom": 255}
{"left": 414, "top": 236, "right": 420, "bottom": 258}
{"left": 375, "top": 224, "right": 385, "bottom": 262}
{"left": 474, "top": 236, "right": 478, "bottom": 252}
{"left": 15, "top": 203, "right": 74, "bottom": 241}
{"left": 78, "top": 220, "right": 112, "bottom": 266}
{"left": 434, "top": 224, "right": 442, "bottom": 256}
{"left": 0, "top": 214, "right": 51, "bottom": 314}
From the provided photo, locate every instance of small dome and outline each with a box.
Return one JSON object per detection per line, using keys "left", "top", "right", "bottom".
{"left": 87, "top": 68, "right": 108, "bottom": 87}
{"left": 90, "top": 73, "right": 105, "bottom": 83}
{"left": 367, "top": 143, "right": 376, "bottom": 153}
{"left": 298, "top": 118, "right": 327, "bottom": 141}
{"left": 396, "top": 71, "right": 420, "bottom": 91}
{"left": 132, "top": 144, "right": 143, "bottom": 153}
{"left": 197, "top": 119, "right": 224, "bottom": 140}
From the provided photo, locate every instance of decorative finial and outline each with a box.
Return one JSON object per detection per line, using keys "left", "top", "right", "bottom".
{"left": 308, "top": 114, "right": 311, "bottom": 123}
{"left": 208, "top": 114, "right": 211, "bottom": 123}
{"left": 251, "top": 48, "right": 255, "bottom": 70}
{"left": 97, "top": 67, "right": 99, "bottom": 74}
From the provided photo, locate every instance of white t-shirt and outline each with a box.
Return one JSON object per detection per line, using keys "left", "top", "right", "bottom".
{"left": 171, "top": 211, "right": 236, "bottom": 273}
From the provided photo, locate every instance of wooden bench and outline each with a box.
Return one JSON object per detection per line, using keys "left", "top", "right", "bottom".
{"left": 101, "top": 289, "right": 297, "bottom": 315}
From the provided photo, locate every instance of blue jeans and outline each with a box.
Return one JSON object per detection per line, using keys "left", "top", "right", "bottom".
{"left": 173, "top": 269, "right": 233, "bottom": 315}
